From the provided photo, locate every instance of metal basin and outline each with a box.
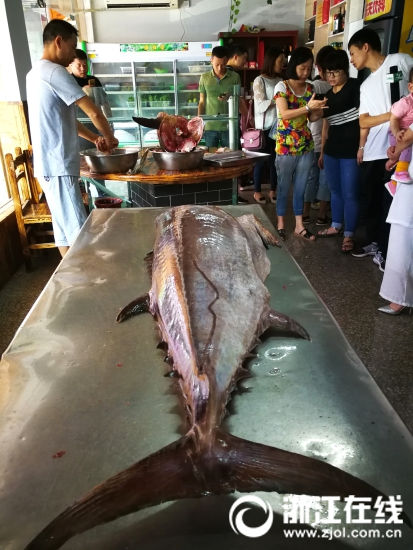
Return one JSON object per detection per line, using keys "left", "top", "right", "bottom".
{"left": 80, "top": 148, "right": 139, "bottom": 174}
{"left": 152, "top": 148, "right": 205, "bottom": 171}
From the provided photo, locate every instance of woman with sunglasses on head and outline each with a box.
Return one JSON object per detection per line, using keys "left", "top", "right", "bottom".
{"left": 274, "top": 47, "right": 327, "bottom": 241}
{"left": 317, "top": 49, "right": 365, "bottom": 253}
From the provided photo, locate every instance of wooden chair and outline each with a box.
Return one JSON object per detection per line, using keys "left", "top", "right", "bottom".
{"left": 6, "top": 146, "right": 56, "bottom": 270}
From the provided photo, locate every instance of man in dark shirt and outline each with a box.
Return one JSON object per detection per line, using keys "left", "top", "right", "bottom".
{"left": 68, "top": 49, "right": 112, "bottom": 153}
{"left": 68, "top": 48, "right": 102, "bottom": 87}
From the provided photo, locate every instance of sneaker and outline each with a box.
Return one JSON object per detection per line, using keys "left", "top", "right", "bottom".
{"left": 393, "top": 171, "right": 412, "bottom": 184}
{"left": 237, "top": 195, "right": 249, "bottom": 204}
{"left": 351, "top": 242, "right": 379, "bottom": 258}
{"left": 372, "top": 251, "right": 386, "bottom": 272}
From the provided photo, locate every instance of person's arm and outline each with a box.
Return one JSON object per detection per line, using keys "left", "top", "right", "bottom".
{"left": 198, "top": 92, "right": 206, "bottom": 116}
{"left": 398, "top": 127, "right": 413, "bottom": 150}
{"left": 276, "top": 93, "right": 327, "bottom": 122}
{"left": 318, "top": 119, "right": 329, "bottom": 169}
{"left": 238, "top": 96, "right": 248, "bottom": 117}
{"left": 387, "top": 127, "right": 413, "bottom": 162}
{"left": 357, "top": 127, "right": 369, "bottom": 165}
{"left": 308, "top": 106, "right": 324, "bottom": 122}
{"left": 359, "top": 111, "right": 391, "bottom": 129}
{"left": 253, "top": 76, "right": 272, "bottom": 115}
{"left": 389, "top": 112, "right": 402, "bottom": 138}
{"left": 76, "top": 95, "right": 118, "bottom": 150}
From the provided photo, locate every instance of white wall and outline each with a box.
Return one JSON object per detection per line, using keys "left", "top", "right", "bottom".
{"left": 90, "top": 0, "right": 306, "bottom": 43}
{"left": 0, "top": 0, "right": 32, "bottom": 101}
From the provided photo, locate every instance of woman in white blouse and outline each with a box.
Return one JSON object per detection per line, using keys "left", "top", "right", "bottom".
{"left": 252, "top": 47, "right": 285, "bottom": 204}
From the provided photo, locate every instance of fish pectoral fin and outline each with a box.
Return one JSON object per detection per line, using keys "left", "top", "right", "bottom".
{"left": 238, "top": 214, "right": 281, "bottom": 248}
{"left": 262, "top": 308, "right": 310, "bottom": 340}
{"left": 24, "top": 435, "right": 205, "bottom": 550}
{"left": 116, "top": 293, "right": 150, "bottom": 323}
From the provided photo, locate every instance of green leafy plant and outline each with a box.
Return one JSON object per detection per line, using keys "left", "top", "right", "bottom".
{"left": 228, "top": 0, "right": 272, "bottom": 32}
{"left": 228, "top": 0, "right": 241, "bottom": 32}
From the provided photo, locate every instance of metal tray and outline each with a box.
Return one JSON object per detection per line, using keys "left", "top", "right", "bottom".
{"left": 204, "top": 150, "right": 270, "bottom": 167}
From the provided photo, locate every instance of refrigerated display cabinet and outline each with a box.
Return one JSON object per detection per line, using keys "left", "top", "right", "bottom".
{"left": 80, "top": 42, "right": 218, "bottom": 147}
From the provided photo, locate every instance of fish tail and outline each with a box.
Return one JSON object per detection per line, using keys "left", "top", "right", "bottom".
{"left": 24, "top": 435, "right": 205, "bottom": 550}
{"left": 25, "top": 430, "right": 410, "bottom": 548}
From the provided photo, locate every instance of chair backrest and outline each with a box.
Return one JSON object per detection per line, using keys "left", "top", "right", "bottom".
{"left": 6, "top": 147, "right": 42, "bottom": 208}
{"left": 5, "top": 146, "right": 55, "bottom": 269}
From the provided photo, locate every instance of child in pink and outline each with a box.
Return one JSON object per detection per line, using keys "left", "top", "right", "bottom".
{"left": 386, "top": 67, "right": 413, "bottom": 185}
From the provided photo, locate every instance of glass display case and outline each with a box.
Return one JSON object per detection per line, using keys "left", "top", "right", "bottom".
{"left": 88, "top": 59, "right": 213, "bottom": 146}
{"left": 176, "top": 59, "right": 209, "bottom": 117}
{"left": 79, "top": 42, "right": 228, "bottom": 147}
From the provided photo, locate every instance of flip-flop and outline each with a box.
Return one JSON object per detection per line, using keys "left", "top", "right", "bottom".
{"left": 294, "top": 228, "right": 316, "bottom": 241}
{"left": 317, "top": 226, "right": 341, "bottom": 237}
{"left": 253, "top": 194, "right": 266, "bottom": 204}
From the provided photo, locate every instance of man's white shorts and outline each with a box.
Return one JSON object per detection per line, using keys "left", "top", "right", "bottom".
{"left": 39, "top": 175, "right": 87, "bottom": 247}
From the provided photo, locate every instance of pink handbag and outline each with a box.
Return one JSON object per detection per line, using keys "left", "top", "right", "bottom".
{"left": 240, "top": 100, "right": 266, "bottom": 151}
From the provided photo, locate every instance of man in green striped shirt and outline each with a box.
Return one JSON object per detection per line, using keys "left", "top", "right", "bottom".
{"left": 198, "top": 46, "right": 241, "bottom": 149}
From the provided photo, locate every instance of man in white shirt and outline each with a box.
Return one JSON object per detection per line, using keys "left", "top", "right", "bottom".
{"left": 348, "top": 27, "right": 413, "bottom": 270}
{"left": 26, "top": 19, "right": 118, "bottom": 258}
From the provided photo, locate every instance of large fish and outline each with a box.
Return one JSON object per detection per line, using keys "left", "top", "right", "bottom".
{"left": 26, "top": 205, "right": 402, "bottom": 548}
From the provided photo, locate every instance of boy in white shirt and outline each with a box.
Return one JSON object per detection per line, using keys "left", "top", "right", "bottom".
{"left": 348, "top": 27, "right": 413, "bottom": 270}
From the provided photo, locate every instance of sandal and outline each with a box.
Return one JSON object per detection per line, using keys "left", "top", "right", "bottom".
{"left": 277, "top": 228, "right": 286, "bottom": 241}
{"left": 294, "top": 228, "right": 315, "bottom": 241}
{"left": 269, "top": 194, "right": 276, "bottom": 204}
{"left": 302, "top": 215, "right": 310, "bottom": 224}
{"left": 254, "top": 193, "right": 266, "bottom": 204}
{"left": 317, "top": 226, "right": 341, "bottom": 238}
{"left": 341, "top": 237, "right": 354, "bottom": 253}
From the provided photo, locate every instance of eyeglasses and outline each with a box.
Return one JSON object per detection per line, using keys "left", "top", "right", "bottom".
{"left": 326, "top": 70, "right": 342, "bottom": 77}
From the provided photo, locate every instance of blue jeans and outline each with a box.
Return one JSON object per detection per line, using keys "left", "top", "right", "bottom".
{"left": 304, "top": 152, "right": 330, "bottom": 202}
{"left": 275, "top": 152, "right": 314, "bottom": 216}
{"left": 323, "top": 154, "right": 360, "bottom": 237}
{"left": 204, "top": 130, "right": 229, "bottom": 149}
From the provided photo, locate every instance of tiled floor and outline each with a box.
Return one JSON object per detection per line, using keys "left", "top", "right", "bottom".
{"left": 0, "top": 194, "right": 412, "bottom": 434}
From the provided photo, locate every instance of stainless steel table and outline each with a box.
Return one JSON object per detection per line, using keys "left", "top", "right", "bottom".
{"left": 0, "top": 207, "right": 412, "bottom": 550}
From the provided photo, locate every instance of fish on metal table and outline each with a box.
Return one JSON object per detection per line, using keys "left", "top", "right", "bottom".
{"left": 25, "top": 205, "right": 399, "bottom": 548}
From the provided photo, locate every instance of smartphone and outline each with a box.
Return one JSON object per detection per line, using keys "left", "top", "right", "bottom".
{"left": 314, "top": 93, "right": 326, "bottom": 100}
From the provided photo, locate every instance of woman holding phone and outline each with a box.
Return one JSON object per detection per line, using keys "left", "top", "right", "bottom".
{"left": 273, "top": 47, "right": 327, "bottom": 241}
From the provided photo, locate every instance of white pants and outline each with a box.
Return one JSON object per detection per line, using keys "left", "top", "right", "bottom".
{"left": 380, "top": 223, "right": 413, "bottom": 307}
{"left": 39, "top": 175, "right": 87, "bottom": 247}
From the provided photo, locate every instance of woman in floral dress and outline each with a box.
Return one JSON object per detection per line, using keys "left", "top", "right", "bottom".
{"left": 274, "top": 47, "right": 327, "bottom": 240}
